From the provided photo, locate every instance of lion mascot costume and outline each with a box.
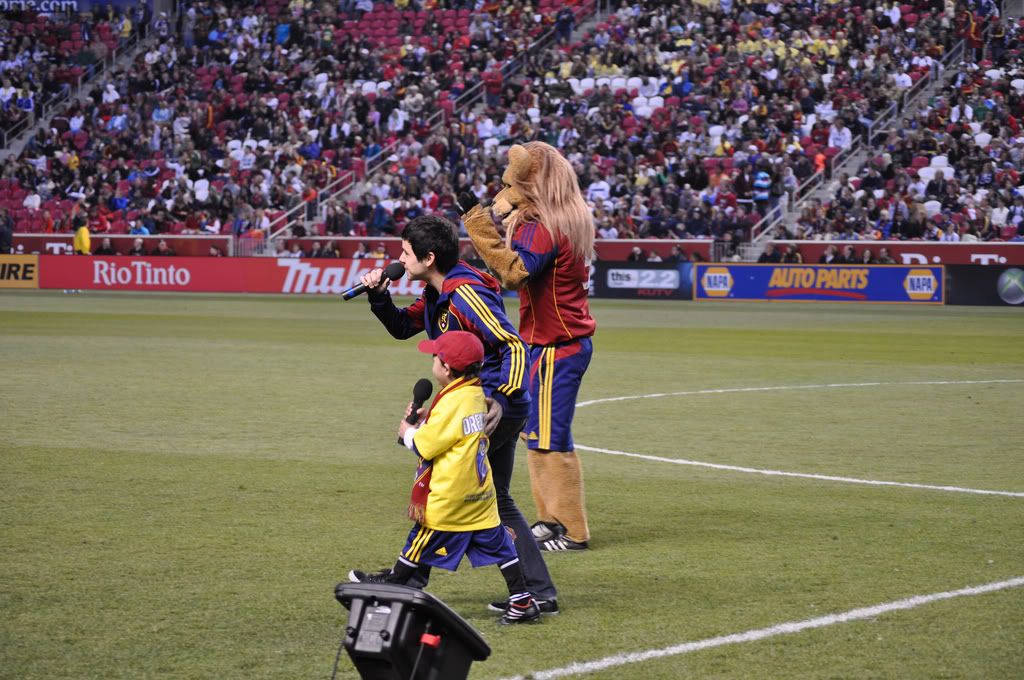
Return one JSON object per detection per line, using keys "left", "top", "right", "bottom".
{"left": 457, "top": 142, "right": 597, "bottom": 551}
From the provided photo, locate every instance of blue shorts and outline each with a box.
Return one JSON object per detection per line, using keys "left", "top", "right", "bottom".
{"left": 526, "top": 337, "right": 592, "bottom": 451}
{"left": 400, "top": 523, "right": 518, "bottom": 571}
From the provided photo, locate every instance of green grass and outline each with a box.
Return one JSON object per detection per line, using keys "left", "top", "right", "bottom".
{"left": 1, "top": 292, "right": 1022, "bottom": 679}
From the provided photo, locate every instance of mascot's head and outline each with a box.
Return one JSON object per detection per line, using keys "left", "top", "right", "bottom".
{"left": 492, "top": 142, "right": 594, "bottom": 262}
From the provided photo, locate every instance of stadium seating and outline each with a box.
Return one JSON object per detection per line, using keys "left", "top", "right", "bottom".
{"left": 6, "top": 0, "right": 582, "bottom": 236}
{"left": 792, "top": 15, "right": 1024, "bottom": 244}
{"left": 0, "top": 9, "right": 138, "bottom": 143}
{"left": 5, "top": 0, "right": 1018, "bottom": 249}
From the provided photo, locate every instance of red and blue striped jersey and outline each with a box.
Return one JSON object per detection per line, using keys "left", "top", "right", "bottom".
{"left": 368, "top": 261, "right": 531, "bottom": 420}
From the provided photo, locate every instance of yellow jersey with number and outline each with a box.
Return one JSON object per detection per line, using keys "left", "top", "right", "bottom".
{"left": 412, "top": 377, "right": 498, "bottom": 532}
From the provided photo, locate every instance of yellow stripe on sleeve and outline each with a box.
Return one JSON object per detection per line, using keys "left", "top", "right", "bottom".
{"left": 457, "top": 286, "right": 525, "bottom": 394}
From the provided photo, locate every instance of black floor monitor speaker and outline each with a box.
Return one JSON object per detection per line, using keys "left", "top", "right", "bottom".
{"left": 334, "top": 582, "right": 491, "bottom": 680}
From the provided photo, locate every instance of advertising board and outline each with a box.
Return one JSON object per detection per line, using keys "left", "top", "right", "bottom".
{"left": 693, "top": 264, "right": 944, "bottom": 304}
{"left": 36, "top": 256, "right": 427, "bottom": 296}
{"left": 946, "top": 265, "right": 1024, "bottom": 306}
{"left": 0, "top": 255, "right": 39, "bottom": 288}
{"left": 591, "top": 261, "right": 693, "bottom": 300}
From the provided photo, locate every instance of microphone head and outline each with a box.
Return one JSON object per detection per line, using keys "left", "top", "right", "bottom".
{"left": 412, "top": 378, "right": 433, "bottom": 403}
{"left": 383, "top": 262, "right": 406, "bottom": 281}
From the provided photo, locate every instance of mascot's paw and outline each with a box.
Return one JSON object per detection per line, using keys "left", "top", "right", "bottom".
{"left": 456, "top": 191, "right": 479, "bottom": 215}
{"left": 491, "top": 193, "right": 518, "bottom": 229}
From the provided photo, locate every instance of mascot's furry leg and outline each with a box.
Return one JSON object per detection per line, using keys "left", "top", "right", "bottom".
{"left": 527, "top": 450, "right": 553, "bottom": 524}
{"left": 531, "top": 450, "right": 589, "bottom": 545}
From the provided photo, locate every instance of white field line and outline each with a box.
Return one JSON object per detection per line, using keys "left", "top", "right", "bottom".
{"left": 576, "top": 379, "right": 1024, "bottom": 409}
{"left": 498, "top": 576, "right": 1024, "bottom": 680}
{"left": 575, "top": 378, "right": 1024, "bottom": 498}
{"left": 574, "top": 444, "right": 1024, "bottom": 498}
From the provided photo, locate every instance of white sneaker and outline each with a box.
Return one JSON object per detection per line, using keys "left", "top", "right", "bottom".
{"left": 530, "top": 521, "right": 564, "bottom": 542}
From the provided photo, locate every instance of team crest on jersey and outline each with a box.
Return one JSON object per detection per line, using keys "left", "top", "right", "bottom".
{"left": 437, "top": 308, "right": 461, "bottom": 333}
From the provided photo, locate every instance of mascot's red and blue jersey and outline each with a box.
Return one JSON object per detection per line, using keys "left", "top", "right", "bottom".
{"left": 511, "top": 221, "right": 596, "bottom": 346}
{"left": 368, "top": 261, "right": 531, "bottom": 421}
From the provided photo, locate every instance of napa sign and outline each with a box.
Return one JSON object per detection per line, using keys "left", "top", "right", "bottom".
{"left": 694, "top": 264, "right": 943, "bottom": 304}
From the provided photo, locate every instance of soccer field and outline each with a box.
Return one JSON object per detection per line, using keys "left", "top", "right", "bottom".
{"left": 1, "top": 292, "right": 1022, "bottom": 679}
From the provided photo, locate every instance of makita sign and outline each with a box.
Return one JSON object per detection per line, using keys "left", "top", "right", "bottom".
{"left": 276, "top": 259, "right": 421, "bottom": 295}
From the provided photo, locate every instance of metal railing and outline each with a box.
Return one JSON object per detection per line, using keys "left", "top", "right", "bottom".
{"left": 2, "top": 26, "right": 151, "bottom": 152}
{"left": 749, "top": 165, "right": 826, "bottom": 242}
{"left": 258, "top": 0, "right": 599, "bottom": 253}
{"left": 262, "top": 1, "right": 963, "bottom": 259}
{"left": 748, "top": 32, "right": 972, "bottom": 252}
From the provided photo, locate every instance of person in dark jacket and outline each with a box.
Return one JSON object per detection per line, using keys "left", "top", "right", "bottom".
{"left": 349, "top": 215, "right": 560, "bottom": 615}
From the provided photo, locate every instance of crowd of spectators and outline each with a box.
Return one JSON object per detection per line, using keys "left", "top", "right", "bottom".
{"left": 788, "top": 4, "right": 1024, "bottom": 243}
{"left": 3, "top": 0, "right": 583, "bottom": 240}
{"left": 756, "top": 240, "right": 899, "bottom": 263}
{"left": 0, "top": 3, "right": 149, "bottom": 139}
{"left": 2, "top": 0, "right": 1019, "bottom": 254}
{"left": 330, "top": 0, "right": 993, "bottom": 246}
{"left": 343, "top": 0, "right": 982, "bottom": 242}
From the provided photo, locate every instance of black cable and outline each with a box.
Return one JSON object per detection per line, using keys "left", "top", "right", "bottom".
{"left": 329, "top": 623, "right": 348, "bottom": 680}
{"left": 407, "top": 621, "right": 431, "bottom": 680}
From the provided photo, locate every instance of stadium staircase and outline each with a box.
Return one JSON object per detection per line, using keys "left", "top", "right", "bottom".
{"left": 731, "top": 36, "right": 973, "bottom": 262}
{"left": 0, "top": 24, "right": 162, "bottom": 163}
{"left": 248, "top": 1, "right": 601, "bottom": 257}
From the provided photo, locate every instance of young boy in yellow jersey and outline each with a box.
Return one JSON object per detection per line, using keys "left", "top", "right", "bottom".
{"left": 348, "top": 331, "right": 540, "bottom": 625}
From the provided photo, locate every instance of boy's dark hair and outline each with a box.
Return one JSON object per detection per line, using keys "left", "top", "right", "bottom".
{"left": 447, "top": 361, "right": 482, "bottom": 380}
{"left": 401, "top": 215, "right": 460, "bottom": 274}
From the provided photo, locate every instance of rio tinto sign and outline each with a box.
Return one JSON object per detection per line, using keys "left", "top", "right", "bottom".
{"left": 93, "top": 260, "right": 193, "bottom": 287}
{"left": 38, "top": 256, "right": 426, "bottom": 296}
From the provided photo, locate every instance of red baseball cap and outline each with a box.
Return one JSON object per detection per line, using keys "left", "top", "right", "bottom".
{"left": 417, "top": 331, "right": 484, "bottom": 371}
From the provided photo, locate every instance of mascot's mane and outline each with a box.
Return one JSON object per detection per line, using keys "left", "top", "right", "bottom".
{"left": 508, "top": 142, "right": 594, "bottom": 262}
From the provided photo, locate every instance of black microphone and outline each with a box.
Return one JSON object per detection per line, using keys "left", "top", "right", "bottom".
{"left": 343, "top": 261, "right": 405, "bottom": 301}
{"left": 399, "top": 378, "right": 434, "bottom": 445}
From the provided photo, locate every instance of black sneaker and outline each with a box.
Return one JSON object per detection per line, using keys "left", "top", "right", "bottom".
{"left": 538, "top": 536, "right": 588, "bottom": 552}
{"left": 530, "top": 521, "right": 565, "bottom": 542}
{"left": 488, "top": 598, "right": 559, "bottom": 615}
{"left": 497, "top": 597, "right": 541, "bottom": 625}
{"left": 347, "top": 568, "right": 392, "bottom": 584}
